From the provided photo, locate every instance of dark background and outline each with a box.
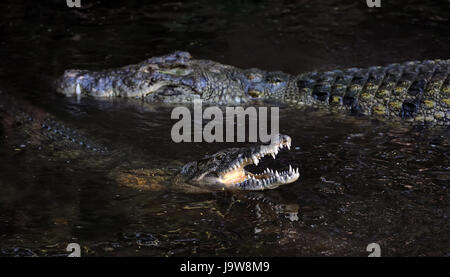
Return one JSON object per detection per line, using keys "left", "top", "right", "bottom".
{"left": 0, "top": 0, "right": 449, "bottom": 257}
{"left": 0, "top": 0, "right": 449, "bottom": 100}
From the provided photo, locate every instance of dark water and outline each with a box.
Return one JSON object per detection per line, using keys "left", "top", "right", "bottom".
{"left": 0, "top": 0, "right": 449, "bottom": 256}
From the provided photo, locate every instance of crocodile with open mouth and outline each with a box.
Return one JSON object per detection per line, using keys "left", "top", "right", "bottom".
{"left": 0, "top": 93, "right": 298, "bottom": 192}
{"left": 57, "top": 51, "right": 450, "bottom": 126}
{"left": 107, "top": 133, "right": 299, "bottom": 193}
{"left": 167, "top": 133, "right": 299, "bottom": 192}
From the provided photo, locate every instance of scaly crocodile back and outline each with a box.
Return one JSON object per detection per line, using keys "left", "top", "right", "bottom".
{"left": 287, "top": 59, "right": 449, "bottom": 126}
{"left": 0, "top": 92, "right": 107, "bottom": 153}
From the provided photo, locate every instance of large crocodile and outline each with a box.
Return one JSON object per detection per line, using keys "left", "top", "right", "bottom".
{"left": 113, "top": 133, "right": 299, "bottom": 193}
{"left": 0, "top": 92, "right": 298, "bottom": 192}
{"left": 57, "top": 51, "right": 450, "bottom": 126}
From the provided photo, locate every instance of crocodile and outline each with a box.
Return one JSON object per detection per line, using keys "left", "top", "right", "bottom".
{"left": 57, "top": 51, "right": 450, "bottom": 126}
{"left": 114, "top": 133, "right": 299, "bottom": 193}
{"left": 0, "top": 92, "right": 298, "bottom": 192}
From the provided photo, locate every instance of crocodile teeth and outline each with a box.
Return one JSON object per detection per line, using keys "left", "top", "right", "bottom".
{"left": 253, "top": 157, "right": 259, "bottom": 166}
{"left": 225, "top": 135, "right": 299, "bottom": 187}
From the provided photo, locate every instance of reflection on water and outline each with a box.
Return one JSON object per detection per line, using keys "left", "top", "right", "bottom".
{"left": 0, "top": 0, "right": 449, "bottom": 256}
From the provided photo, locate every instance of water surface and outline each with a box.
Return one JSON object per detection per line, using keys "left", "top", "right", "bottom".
{"left": 0, "top": 0, "right": 449, "bottom": 256}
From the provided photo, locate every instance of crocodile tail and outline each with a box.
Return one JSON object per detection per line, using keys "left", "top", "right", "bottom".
{"left": 0, "top": 93, "right": 106, "bottom": 153}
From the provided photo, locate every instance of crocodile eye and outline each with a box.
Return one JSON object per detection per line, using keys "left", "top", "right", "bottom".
{"left": 248, "top": 89, "right": 263, "bottom": 98}
{"left": 266, "top": 77, "right": 283, "bottom": 84}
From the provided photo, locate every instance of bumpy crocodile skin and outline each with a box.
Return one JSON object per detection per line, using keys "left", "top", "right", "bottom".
{"left": 57, "top": 52, "right": 449, "bottom": 126}
{"left": 289, "top": 59, "right": 449, "bottom": 126}
{"left": 0, "top": 93, "right": 107, "bottom": 153}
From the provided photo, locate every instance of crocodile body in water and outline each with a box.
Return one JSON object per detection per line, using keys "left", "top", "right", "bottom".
{"left": 0, "top": 92, "right": 298, "bottom": 192}
{"left": 57, "top": 51, "right": 450, "bottom": 126}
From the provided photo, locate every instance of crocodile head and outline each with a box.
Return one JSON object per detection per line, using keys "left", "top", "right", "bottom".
{"left": 180, "top": 134, "right": 299, "bottom": 190}
{"left": 56, "top": 51, "right": 294, "bottom": 103}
